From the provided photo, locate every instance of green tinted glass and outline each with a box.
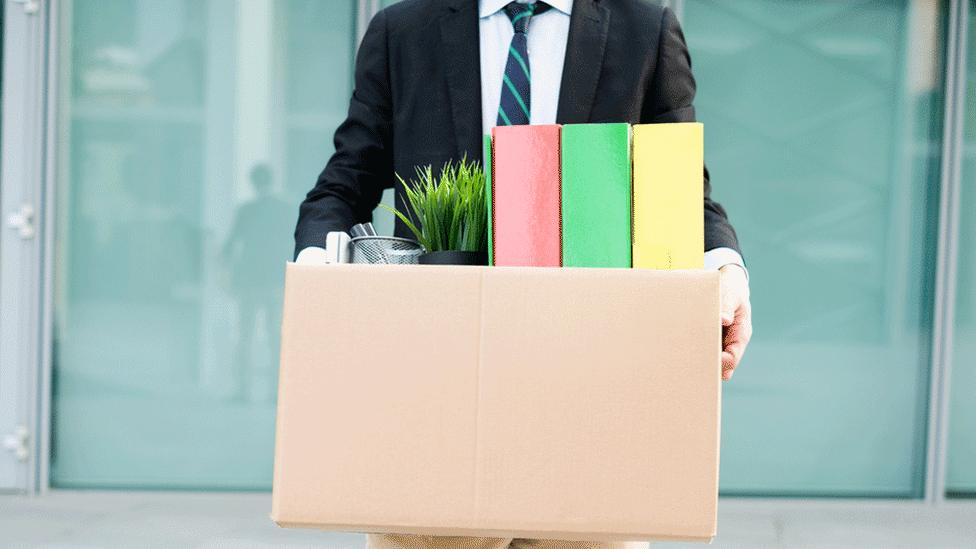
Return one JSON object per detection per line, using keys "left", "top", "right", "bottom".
{"left": 51, "top": 0, "right": 357, "bottom": 489}
{"left": 946, "top": 1, "right": 976, "bottom": 498}
{"left": 684, "top": 0, "right": 945, "bottom": 496}
{"left": 51, "top": 0, "right": 955, "bottom": 497}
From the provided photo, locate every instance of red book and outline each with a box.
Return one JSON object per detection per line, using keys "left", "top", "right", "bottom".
{"left": 490, "top": 125, "right": 562, "bottom": 267}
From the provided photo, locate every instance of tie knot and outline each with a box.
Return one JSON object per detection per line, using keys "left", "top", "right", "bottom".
{"left": 504, "top": 1, "right": 549, "bottom": 34}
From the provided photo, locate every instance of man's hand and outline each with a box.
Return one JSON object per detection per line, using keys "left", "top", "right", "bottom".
{"left": 719, "top": 264, "right": 752, "bottom": 380}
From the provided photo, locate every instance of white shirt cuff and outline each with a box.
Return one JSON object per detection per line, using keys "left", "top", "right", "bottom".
{"left": 704, "top": 247, "right": 748, "bottom": 279}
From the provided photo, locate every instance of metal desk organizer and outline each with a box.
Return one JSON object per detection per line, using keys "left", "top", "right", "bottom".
{"left": 349, "top": 236, "right": 423, "bottom": 265}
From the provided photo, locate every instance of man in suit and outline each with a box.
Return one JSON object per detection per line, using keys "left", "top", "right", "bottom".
{"left": 295, "top": 1, "right": 752, "bottom": 547}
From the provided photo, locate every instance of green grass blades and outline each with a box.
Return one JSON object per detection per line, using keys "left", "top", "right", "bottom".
{"left": 381, "top": 157, "right": 488, "bottom": 253}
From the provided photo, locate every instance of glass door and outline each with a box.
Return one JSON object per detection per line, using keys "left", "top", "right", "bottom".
{"left": 42, "top": 0, "right": 967, "bottom": 498}
{"left": 683, "top": 0, "right": 947, "bottom": 496}
{"left": 49, "top": 0, "right": 359, "bottom": 489}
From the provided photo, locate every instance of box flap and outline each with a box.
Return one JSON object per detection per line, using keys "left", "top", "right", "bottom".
{"left": 273, "top": 264, "right": 483, "bottom": 528}
{"left": 476, "top": 267, "right": 719, "bottom": 538}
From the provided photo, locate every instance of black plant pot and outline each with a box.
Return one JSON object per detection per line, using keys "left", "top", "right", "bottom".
{"left": 418, "top": 250, "right": 488, "bottom": 266}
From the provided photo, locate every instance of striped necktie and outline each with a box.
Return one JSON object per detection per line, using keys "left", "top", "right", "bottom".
{"left": 496, "top": 1, "right": 551, "bottom": 126}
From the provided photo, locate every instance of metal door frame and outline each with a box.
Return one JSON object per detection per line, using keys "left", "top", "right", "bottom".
{"left": 926, "top": 0, "right": 970, "bottom": 504}
{"left": 0, "top": 0, "right": 51, "bottom": 494}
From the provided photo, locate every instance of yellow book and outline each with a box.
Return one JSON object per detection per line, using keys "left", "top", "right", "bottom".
{"left": 632, "top": 123, "right": 704, "bottom": 269}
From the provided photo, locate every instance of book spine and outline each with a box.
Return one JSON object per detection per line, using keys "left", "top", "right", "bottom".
{"left": 484, "top": 134, "right": 495, "bottom": 266}
{"left": 491, "top": 125, "right": 562, "bottom": 267}
{"left": 560, "top": 123, "right": 632, "bottom": 268}
{"left": 632, "top": 123, "right": 704, "bottom": 269}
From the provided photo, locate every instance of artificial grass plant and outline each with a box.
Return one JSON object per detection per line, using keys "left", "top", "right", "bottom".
{"left": 382, "top": 157, "right": 488, "bottom": 254}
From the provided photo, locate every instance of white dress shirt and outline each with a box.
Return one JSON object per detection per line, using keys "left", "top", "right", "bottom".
{"left": 478, "top": 0, "right": 571, "bottom": 136}
{"left": 298, "top": 1, "right": 746, "bottom": 273}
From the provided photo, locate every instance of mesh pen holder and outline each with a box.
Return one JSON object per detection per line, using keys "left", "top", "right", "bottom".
{"left": 349, "top": 236, "right": 424, "bottom": 265}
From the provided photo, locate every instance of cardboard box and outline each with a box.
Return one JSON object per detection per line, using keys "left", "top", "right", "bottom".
{"left": 272, "top": 263, "right": 721, "bottom": 542}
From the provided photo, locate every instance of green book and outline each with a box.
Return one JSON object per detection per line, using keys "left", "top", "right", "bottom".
{"left": 483, "top": 134, "right": 494, "bottom": 266}
{"left": 560, "top": 123, "right": 632, "bottom": 267}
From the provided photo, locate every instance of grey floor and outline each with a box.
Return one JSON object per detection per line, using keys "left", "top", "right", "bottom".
{"left": 1, "top": 491, "right": 975, "bottom": 549}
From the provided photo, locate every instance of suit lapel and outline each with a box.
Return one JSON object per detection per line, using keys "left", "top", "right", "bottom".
{"left": 440, "top": 0, "right": 483, "bottom": 161}
{"left": 556, "top": 0, "right": 610, "bottom": 124}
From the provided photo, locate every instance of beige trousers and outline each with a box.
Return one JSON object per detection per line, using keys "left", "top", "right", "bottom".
{"left": 365, "top": 534, "right": 649, "bottom": 549}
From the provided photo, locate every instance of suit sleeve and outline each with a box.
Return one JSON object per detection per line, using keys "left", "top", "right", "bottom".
{"left": 643, "top": 7, "right": 742, "bottom": 256}
{"left": 293, "top": 10, "right": 394, "bottom": 258}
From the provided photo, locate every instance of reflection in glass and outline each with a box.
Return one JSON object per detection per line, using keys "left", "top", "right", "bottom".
{"left": 221, "top": 165, "right": 292, "bottom": 401}
{"left": 51, "top": 0, "right": 357, "bottom": 489}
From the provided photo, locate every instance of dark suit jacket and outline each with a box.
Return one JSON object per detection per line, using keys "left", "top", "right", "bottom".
{"left": 294, "top": 0, "right": 740, "bottom": 258}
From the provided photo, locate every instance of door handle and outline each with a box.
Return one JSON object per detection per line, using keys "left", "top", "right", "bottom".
{"left": 2, "top": 426, "right": 29, "bottom": 462}
{"left": 6, "top": 204, "right": 36, "bottom": 239}
{"left": 11, "top": 0, "right": 41, "bottom": 16}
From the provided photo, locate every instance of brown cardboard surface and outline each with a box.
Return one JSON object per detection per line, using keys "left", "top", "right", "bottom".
{"left": 272, "top": 264, "right": 721, "bottom": 542}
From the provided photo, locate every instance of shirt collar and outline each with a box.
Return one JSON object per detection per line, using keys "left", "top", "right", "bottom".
{"left": 479, "top": 0, "right": 572, "bottom": 19}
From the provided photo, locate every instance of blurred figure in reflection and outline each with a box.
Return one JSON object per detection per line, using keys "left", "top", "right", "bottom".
{"left": 223, "top": 164, "right": 293, "bottom": 402}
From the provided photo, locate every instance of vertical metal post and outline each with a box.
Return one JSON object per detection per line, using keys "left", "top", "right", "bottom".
{"left": 356, "top": 0, "right": 383, "bottom": 46}
{"left": 925, "top": 0, "right": 969, "bottom": 504}
{"left": 37, "top": 0, "right": 60, "bottom": 494}
{"left": 356, "top": 0, "right": 371, "bottom": 46}
{"left": 669, "top": 0, "right": 686, "bottom": 23}
{"left": 0, "top": 0, "right": 49, "bottom": 494}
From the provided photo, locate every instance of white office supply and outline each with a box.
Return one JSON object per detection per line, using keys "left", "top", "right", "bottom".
{"left": 325, "top": 231, "right": 351, "bottom": 264}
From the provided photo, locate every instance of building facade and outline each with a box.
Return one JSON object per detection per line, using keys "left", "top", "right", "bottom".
{"left": 0, "top": 0, "right": 974, "bottom": 503}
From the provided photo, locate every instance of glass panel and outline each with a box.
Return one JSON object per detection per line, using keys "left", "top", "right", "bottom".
{"left": 683, "top": 0, "right": 945, "bottom": 496}
{"left": 51, "top": 0, "right": 357, "bottom": 488}
{"left": 946, "top": 0, "right": 976, "bottom": 498}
